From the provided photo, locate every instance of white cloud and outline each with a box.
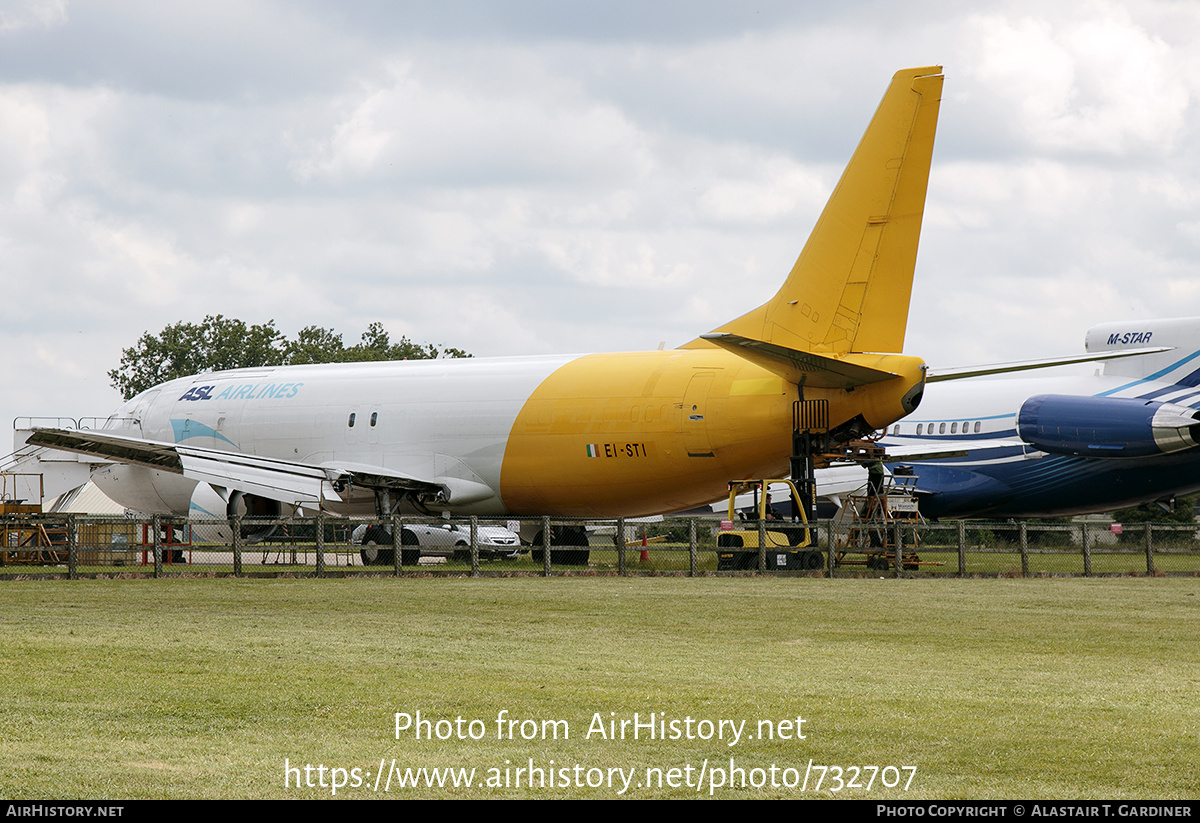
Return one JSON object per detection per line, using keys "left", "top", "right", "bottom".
{"left": 3, "top": 0, "right": 1200, "bottom": 431}
{"left": 967, "top": 3, "right": 1192, "bottom": 154}
{"left": 0, "top": 0, "right": 67, "bottom": 33}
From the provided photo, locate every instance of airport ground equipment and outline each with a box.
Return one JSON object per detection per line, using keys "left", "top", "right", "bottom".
{"left": 715, "top": 396, "right": 900, "bottom": 572}
{"left": 3, "top": 420, "right": 109, "bottom": 505}
{"left": 716, "top": 479, "right": 820, "bottom": 571}
{"left": 0, "top": 473, "right": 67, "bottom": 564}
{"left": 832, "top": 472, "right": 929, "bottom": 570}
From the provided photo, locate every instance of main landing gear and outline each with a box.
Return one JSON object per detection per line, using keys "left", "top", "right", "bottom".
{"left": 358, "top": 525, "right": 420, "bottom": 567}
{"left": 530, "top": 524, "right": 590, "bottom": 566}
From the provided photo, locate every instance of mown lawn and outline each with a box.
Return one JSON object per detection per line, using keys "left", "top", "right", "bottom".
{"left": 0, "top": 577, "right": 1196, "bottom": 798}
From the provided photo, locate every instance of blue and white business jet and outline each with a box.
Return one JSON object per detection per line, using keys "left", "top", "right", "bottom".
{"left": 836, "top": 318, "right": 1200, "bottom": 519}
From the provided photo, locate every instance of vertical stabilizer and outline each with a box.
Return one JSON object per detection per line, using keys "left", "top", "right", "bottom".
{"left": 1087, "top": 318, "right": 1200, "bottom": 380}
{"left": 691, "top": 66, "right": 943, "bottom": 356}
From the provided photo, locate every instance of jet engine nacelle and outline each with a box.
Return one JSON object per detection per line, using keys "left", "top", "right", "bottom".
{"left": 1017, "top": 394, "right": 1200, "bottom": 458}
{"left": 184, "top": 484, "right": 297, "bottom": 544}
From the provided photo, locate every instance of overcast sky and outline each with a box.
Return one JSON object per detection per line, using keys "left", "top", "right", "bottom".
{"left": 3, "top": 0, "right": 1200, "bottom": 438}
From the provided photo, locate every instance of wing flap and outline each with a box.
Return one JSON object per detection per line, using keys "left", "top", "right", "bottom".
{"left": 316, "top": 461, "right": 444, "bottom": 496}
{"left": 177, "top": 448, "right": 341, "bottom": 506}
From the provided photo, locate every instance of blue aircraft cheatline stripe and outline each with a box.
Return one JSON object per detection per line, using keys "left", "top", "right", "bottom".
{"left": 1003, "top": 455, "right": 1105, "bottom": 497}
{"left": 1098, "top": 347, "right": 1200, "bottom": 398}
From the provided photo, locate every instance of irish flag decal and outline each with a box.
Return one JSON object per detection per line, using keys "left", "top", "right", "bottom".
{"left": 586, "top": 444, "right": 600, "bottom": 457}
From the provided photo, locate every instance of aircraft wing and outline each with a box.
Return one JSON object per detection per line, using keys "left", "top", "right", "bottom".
{"left": 881, "top": 439, "right": 1027, "bottom": 462}
{"left": 25, "top": 428, "right": 449, "bottom": 508}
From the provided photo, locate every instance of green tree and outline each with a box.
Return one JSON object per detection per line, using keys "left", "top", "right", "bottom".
{"left": 279, "top": 325, "right": 348, "bottom": 365}
{"left": 108, "top": 315, "right": 285, "bottom": 401}
{"left": 1111, "top": 495, "right": 1197, "bottom": 543}
{"left": 283, "top": 322, "right": 471, "bottom": 364}
{"left": 1113, "top": 495, "right": 1197, "bottom": 525}
{"left": 110, "top": 316, "right": 471, "bottom": 399}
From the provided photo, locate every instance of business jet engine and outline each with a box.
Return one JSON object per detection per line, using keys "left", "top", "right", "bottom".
{"left": 1017, "top": 394, "right": 1200, "bottom": 458}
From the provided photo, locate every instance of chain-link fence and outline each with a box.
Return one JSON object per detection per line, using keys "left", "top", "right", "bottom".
{"left": 2, "top": 514, "right": 1197, "bottom": 578}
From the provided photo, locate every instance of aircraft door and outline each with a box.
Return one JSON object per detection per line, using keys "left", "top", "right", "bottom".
{"left": 121, "top": 389, "right": 160, "bottom": 438}
{"left": 680, "top": 372, "right": 716, "bottom": 458}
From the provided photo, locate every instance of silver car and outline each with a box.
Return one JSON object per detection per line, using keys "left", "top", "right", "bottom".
{"left": 354, "top": 522, "right": 521, "bottom": 565}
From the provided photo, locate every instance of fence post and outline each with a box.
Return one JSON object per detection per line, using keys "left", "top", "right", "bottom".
{"left": 67, "top": 514, "right": 77, "bottom": 580}
{"left": 1144, "top": 523, "right": 1154, "bottom": 576}
{"left": 232, "top": 515, "right": 243, "bottom": 577}
{"left": 893, "top": 521, "right": 903, "bottom": 577}
{"left": 825, "top": 520, "right": 835, "bottom": 576}
{"left": 757, "top": 517, "right": 766, "bottom": 572}
{"left": 957, "top": 521, "right": 966, "bottom": 576}
{"left": 1081, "top": 523, "right": 1091, "bottom": 577}
{"left": 689, "top": 518, "right": 697, "bottom": 578}
{"left": 1019, "top": 521, "right": 1029, "bottom": 578}
{"left": 315, "top": 513, "right": 325, "bottom": 578}
{"left": 152, "top": 514, "right": 162, "bottom": 578}
{"left": 470, "top": 516, "right": 479, "bottom": 578}
{"left": 542, "top": 517, "right": 551, "bottom": 577}
{"left": 393, "top": 515, "right": 402, "bottom": 575}
{"left": 616, "top": 517, "right": 625, "bottom": 576}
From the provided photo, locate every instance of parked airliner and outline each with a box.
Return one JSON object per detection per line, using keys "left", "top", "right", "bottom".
{"left": 822, "top": 318, "right": 1200, "bottom": 518}
{"left": 25, "top": 67, "right": 944, "bottom": 538}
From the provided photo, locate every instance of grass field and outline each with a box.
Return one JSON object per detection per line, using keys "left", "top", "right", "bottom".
{"left": 0, "top": 577, "right": 1196, "bottom": 799}
{"left": 6, "top": 544, "right": 1197, "bottom": 577}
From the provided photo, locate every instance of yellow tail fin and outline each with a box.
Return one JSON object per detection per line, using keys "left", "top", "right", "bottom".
{"left": 689, "top": 66, "right": 943, "bottom": 356}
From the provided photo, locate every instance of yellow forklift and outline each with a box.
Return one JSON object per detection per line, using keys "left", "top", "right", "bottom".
{"left": 715, "top": 478, "right": 823, "bottom": 570}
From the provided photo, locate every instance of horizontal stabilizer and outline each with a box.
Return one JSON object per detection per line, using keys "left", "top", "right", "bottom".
{"left": 927, "top": 348, "right": 1172, "bottom": 383}
{"left": 699, "top": 332, "right": 898, "bottom": 389}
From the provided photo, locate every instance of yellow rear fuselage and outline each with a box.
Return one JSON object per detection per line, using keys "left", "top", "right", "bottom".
{"left": 501, "top": 348, "right": 924, "bottom": 516}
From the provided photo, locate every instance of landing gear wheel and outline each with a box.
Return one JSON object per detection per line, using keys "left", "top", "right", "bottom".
{"left": 400, "top": 529, "right": 419, "bottom": 566}
{"left": 531, "top": 526, "right": 590, "bottom": 565}
{"left": 358, "top": 526, "right": 394, "bottom": 566}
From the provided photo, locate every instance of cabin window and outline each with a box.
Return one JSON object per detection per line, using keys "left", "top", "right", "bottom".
{"left": 370, "top": 412, "right": 378, "bottom": 427}
{"left": 893, "top": 425, "right": 900, "bottom": 435}
{"left": 974, "top": 421, "right": 981, "bottom": 433}
{"left": 348, "top": 413, "right": 356, "bottom": 428}
{"left": 939, "top": 422, "right": 946, "bottom": 434}
{"left": 950, "top": 422, "right": 958, "bottom": 434}
{"left": 916, "top": 424, "right": 923, "bottom": 435}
